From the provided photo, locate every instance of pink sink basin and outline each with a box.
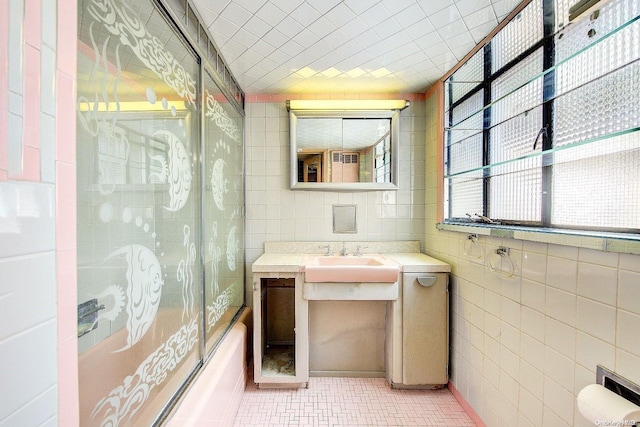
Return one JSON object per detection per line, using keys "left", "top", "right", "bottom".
{"left": 302, "top": 254, "right": 400, "bottom": 283}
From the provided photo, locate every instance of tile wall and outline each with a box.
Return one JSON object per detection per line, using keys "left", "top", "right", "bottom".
{"left": 244, "top": 97, "right": 426, "bottom": 297}
{"left": 423, "top": 91, "right": 640, "bottom": 427}
{"left": 0, "top": 0, "right": 78, "bottom": 425}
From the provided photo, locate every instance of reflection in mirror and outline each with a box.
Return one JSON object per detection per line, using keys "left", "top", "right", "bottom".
{"left": 290, "top": 110, "right": 401, "bottom": 191}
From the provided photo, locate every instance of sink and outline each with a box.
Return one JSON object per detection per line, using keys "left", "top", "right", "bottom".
{"left": 302, "top": 254, "right": 400, "bottom": 283}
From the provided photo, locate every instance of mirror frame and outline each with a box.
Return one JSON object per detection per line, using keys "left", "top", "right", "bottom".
{"left": 289, "top": 109, "right": 400, "bottom": 191}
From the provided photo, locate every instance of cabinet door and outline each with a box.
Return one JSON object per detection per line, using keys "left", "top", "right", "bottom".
{"left": 252, "top": 274, "right": 308, "bottom": 386}
{"left": 402, "top": 273, "right": 448, "bottom": 385}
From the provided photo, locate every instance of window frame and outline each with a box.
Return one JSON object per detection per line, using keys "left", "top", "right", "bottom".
{"left": 441, "top": 0, "right": 640, "bottom": 244}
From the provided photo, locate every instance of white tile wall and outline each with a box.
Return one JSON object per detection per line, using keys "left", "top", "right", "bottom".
{"left": 0, "top": 1, "right": 61, "bottom": 424}
{"left": 424, "top": 93, "right": 640, "bottom": 427}
{"left": 244, "top": 101, "right": 426, "bottom": 296}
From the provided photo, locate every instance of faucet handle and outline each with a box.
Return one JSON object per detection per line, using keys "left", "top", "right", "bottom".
{"left": 319, "top": 244, "right": 332, "bottom": 256}
{"left": 355, "top": 245, "right": 368, "bottom": 256}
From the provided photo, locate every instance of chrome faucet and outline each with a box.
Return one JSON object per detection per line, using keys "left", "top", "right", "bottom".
{"left": 320, "top": 244, "right": 332, "bottom": 256}
{"left": 340, "top": 242, "right": 348, "bottom": 256}
{"left": 355, "top": 245, "right": 367, "bottom": 256}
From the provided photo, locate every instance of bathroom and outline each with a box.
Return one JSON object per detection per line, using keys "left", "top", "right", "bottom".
{"left": 1, "top": 0, "right": 640, "bottom": 426}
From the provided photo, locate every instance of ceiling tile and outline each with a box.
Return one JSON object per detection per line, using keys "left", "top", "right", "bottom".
{"left": 280, "top": 39, "right": 306, "bottom": 57}
{"left": 309, "top": 0, "right": 343, "bottom": 15}
{"left": 199, "top": 0, "right": 522, "bottom": 94}
{"left": 323, "top": 3, "right": 357, "bottom": 27}
{"left": 463, "top": 6, "right": 497, "bottom": 29}
{"left": 359, "top": 3, "right": 391, "bottom": 27}
{"left": 306, "top": 16, "right": 338, "bottom": 39}
{"left": 295, "top": 29, "right": 320, "bottom": 49}
{"left": 436, "top": 19, "right": 470, "bottom": 39}
{"left": 232, "top": 0, "right": 268, "bottom": 14}
{"left": 335, "top": 40, "right": 366, "bottom": 58}
{"left": 413, "top": 31, "right": 444, "bottom": 49}
{"left": 268, "top": 0, "right": 301, "bottom": 14}
{"left": 455, "top": 0, "right": 492, "bottom": 16}
{"left": 219, "top": 2, "right": 252, "bottom": 28}
{"left": 261, "top": 28, "right": 289, "bottom": 49}
{"left": 210, "top": 16, "right": 240, "bottom": 39}
{"left": 373, "top": 17, "right": 402, "bottom": 39}
{"left": 351, "top": 29, "right": 382, "bottom": 50}
{"left": 340, "top": 17, "right": 370, "bottom": 38}
{"left": 392, "top": 41, "right": 422, "bottom": 58}
{"left": 426, "top": 41, "right": 453, "bottom": 57}
{"left": 269, "top": 48, "right": 293, "bottom": 65}
{"left": 232, "top": 27, "right": 259, "bottom": 48}
{"left": 384, "top": 31, "right": 412, "bottom": 49}
{"left": 417, "top": 0, "right": 454, "bottom": 16}
{"left": 404, "top": 19, "right": 436, "bottom": 40}
{"left": 193, "top": 0, "right": 230, "bottom": 16}
{"left": 256, "top": 2, "right": 287, "bottom": 26}
{"left": 343, "top": 0, "right": 380, "bottom": 15}
{"left": 382, "top": 0, "right": 417, "bottom": 15}
{"left": 429, "top": 5, "right": 462, "bottom": 30}
{"left": 244, "top": 15, "right": 272, "bottom": 38}
{"left": 290, "top": 2, "right": 321, "bottom": 27}
{"left": 394, "top": 4, "right": 428, "bottom": 28}
{"left": 277, "top": 15, "right": 305, "bottom": 38}
{"left": 321, "top": 29, "right": 349, "bottom": 51}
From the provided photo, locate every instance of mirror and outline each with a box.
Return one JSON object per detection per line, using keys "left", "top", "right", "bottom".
{"left": 289, "top": 109, "right": 400, "bottom": 191}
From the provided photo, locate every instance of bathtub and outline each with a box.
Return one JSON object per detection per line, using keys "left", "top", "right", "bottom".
{"left": 78, "top": 307, "right": 250, "bottom": 427}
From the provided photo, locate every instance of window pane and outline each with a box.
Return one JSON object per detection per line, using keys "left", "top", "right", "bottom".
{"left": 489, "top": 49, "right": 544, "bottom": 221}
{"left": 446, "top": 92, "right": 484, "bottom": 220}
{"left": 446, "top": 49, "right": 484, "bottom": 109}
{"left": 553, "top": 1, "right": 640, "bottom": 230}
{"left": 552, "top": 134, "right": 640, "bottom": 229}
{"left": 447, "top": 174, "right": 484, "bottom": 219}
{"left": 491, "top": 0, "right": 543, "bottom": 73}
{"left": 555, "top": 8, "right": 640, "bottom": 147}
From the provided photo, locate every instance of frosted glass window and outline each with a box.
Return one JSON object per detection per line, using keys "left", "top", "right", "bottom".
{"left": 443, "top": 0, "right": 640, "bottom": 234}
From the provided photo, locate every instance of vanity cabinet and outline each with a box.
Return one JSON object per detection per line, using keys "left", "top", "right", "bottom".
{"left": 252, "top": 272, "right": 309, "bottom": 388}
{"left": 251, "top": 244, "right": 451, "bottom": 390}
{"left": 400, "top": 272, "right": 448, "bottom": 387}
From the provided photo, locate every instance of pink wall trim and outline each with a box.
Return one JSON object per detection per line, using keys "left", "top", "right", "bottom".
{"left": 448, "top": 382, "right": 486, "bottom": 427}
{"left": 245, "top": 93, "right": 426, "bottom": 103}
{"left": 24, "top": 0, "right": 41, "bottom": 50}
{"left": 0, "top": 0, "right": 8, "bottom": 181}
{"left": 56, "top": 0, "right": 79, "bottom": 425}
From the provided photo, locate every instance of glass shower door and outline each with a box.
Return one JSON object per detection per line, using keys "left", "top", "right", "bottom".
{"left": 202, "top": 71, "right": 245, "bottom": 353}
{"left": 76, "top": 0, "right": 202, "bottom": 425}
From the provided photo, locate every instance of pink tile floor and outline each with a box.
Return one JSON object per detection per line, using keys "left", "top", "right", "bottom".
{"left": 233, "top": 376, "right": 476, "bottom": 426}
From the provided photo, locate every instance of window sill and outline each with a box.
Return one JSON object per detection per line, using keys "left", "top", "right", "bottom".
{"left": 436, "top": 222, "right": 640, "bottom": 255}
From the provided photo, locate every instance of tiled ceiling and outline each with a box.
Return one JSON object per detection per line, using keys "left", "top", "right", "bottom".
{"left": 191, "top": 0, "right": 523, "bottom": 94}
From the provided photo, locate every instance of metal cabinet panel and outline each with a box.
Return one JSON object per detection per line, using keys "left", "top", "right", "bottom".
{"left": 401, "top": 273, "right": 448, "bottom": 386}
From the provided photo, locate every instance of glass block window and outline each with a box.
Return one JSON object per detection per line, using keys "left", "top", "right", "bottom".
{"left": 443, "top": 0, "right": 640, "bottom": 234}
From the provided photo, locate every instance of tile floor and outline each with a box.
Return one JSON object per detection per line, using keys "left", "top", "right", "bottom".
{"left": 233, "top": 376, "right": 476, "bottom": 426}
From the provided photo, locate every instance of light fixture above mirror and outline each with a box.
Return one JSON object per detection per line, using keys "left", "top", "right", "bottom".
{"left": 286, "top": 99, "right": 410, "bottom": 111}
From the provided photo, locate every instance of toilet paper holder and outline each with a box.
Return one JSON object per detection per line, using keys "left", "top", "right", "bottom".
{"left": 597, "top": 365, "right": 640, "bottom": 408}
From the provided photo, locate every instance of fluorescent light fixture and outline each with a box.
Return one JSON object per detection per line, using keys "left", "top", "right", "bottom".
{"left": 78, "top": 101, "right": 186, "bottom": 112}
{"left": 286, "top": 99, "right": 410, "bottom": 111}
